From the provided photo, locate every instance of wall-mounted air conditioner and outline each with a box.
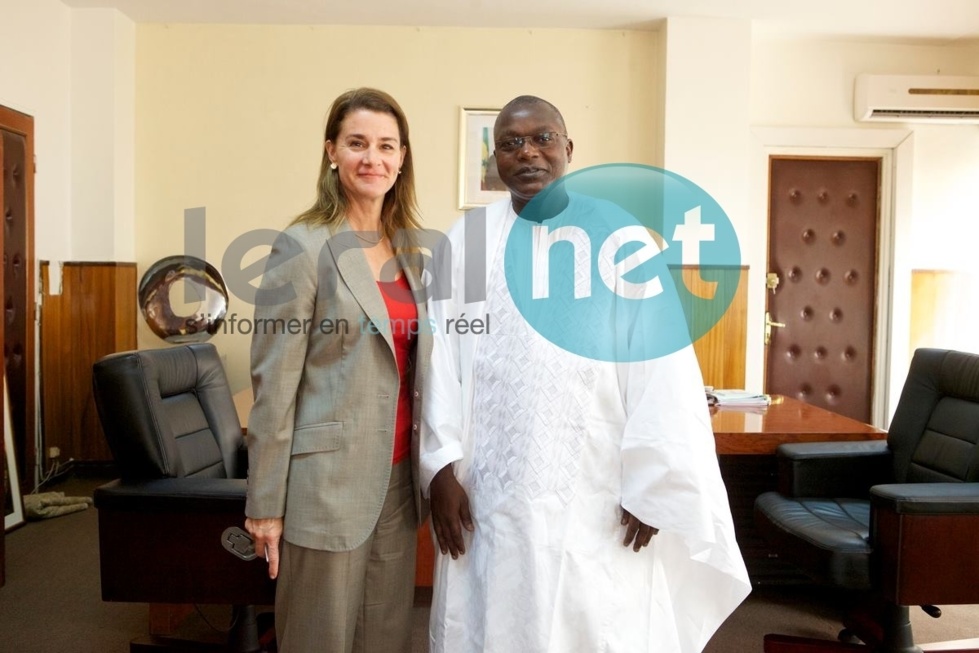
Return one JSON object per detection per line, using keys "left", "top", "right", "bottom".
{"left": 854, "top": 74, "right": 979, "bottom": 123}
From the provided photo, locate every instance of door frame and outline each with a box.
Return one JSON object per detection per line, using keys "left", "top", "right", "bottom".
{"left": 764, "top": 154, "right": 885, "bottom": 423}
{"left": 0, "top": 105, "right": 36, "bottom": 492}
{"left": 749, "top": 127, "right": 914, "bottom": 427}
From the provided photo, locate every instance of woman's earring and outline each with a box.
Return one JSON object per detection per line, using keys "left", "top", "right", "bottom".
{"left": 398, "top": 169, "right": 402, "bottom": 175}
{"left": 330, "top": 162, "right": 337, "bottom": 170}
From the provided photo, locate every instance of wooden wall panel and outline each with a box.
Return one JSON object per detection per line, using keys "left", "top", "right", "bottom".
{"left": 683, "top": 266, "right": 748, "bottom": 389}
{"left": 40, "top": 262, "right": 137, "bottom": 463}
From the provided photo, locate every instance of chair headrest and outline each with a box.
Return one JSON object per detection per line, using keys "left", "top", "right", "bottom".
{"left": 93, "top": 343, "right": 243, "bottom": 480}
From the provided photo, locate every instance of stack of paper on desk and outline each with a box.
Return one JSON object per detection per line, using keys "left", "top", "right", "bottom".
{"left": 706, "top": 389, "right": 772, "bottom": 407}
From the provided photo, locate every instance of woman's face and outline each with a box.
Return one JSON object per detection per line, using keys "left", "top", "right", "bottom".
{"left": 326, "top": 109, "right": 406, "bottom": 206}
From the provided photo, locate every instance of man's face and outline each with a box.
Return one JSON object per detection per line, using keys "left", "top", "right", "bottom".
{"left": 494, "top": 105, "right": 573, "bottom": 211}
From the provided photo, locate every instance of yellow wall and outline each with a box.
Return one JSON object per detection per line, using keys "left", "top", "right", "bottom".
{"left": 135, "top": 24, "right": 659, "bottom": 389}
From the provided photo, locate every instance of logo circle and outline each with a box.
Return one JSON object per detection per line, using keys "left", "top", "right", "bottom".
{"left": 504, "top": 163, "right": 741, "bottom": 362}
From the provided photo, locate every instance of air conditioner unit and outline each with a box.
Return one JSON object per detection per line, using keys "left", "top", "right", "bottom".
{"left": 854, "top": 74, "right": 979, "bottom": 123}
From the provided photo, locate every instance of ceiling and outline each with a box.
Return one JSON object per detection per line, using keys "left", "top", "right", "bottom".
{"left": 58, "top": 0, "right": 979, "bottom": 44}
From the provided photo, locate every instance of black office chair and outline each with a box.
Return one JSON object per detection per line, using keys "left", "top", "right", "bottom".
{"left": 91, "top": 343, "right": 275, "bottom": 653}
{"left": 754, "top": 348, "right": 979, "bottom": 653}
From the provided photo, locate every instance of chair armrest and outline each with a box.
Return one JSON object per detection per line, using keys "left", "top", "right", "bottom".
{"left": 871, "top": 483, "right": 979, "bottom": 514}
{"left": 776, "top": 441, "right": 891, "bottom": 498}
{"left": 94, "top": 477, "right": 247, "bottom": 513}
{"left": 871, "top": 482, "right": 979, "bottom": 605}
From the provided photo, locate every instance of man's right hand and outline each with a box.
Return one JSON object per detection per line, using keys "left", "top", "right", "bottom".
{"left": 429, "top": 465, "right": 474, "bottom": 559}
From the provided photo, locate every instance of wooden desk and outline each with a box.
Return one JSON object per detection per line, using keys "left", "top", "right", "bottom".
{"left": 233, "top": 392, "right": 885, "bottom": 453}
{"left": 713, "top": 395, "right": 885, "bottom": 584}
{"left": 712, "top": 394, "right": 885, "bottom": 454}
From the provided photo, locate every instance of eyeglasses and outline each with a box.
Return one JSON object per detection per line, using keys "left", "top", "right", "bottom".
{"left": 495, "top": 132, "right": 567, "bottom": 154}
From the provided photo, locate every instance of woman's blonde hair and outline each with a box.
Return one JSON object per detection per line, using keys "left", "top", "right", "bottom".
{"left": 294, "top": 88, "right": 422, "bottom": 245}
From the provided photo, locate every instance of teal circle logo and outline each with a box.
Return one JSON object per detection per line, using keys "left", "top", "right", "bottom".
{"left": 504, "top": 163, "right": 741, "bottom": 362}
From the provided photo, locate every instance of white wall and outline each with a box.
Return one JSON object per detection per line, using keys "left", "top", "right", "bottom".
{"left": 0, "top": 0, "right": 73, "bottom": 265}
{"left": 0, "top": 1, "right": 135, "bottom": 269}
{"left": 751, "top": 38, "right": 979, "bottom": 126}
{"left": 661, "top": 16, "right": 752, "bottom": 219}
{"left": 659, "top": 16, "right": 755, "bottom": 391}
{"left": 70, "top": 8, "right": 136, "bottom": 261}
{"left": 909, "top": 123, "right": 979, "bottom": 357}
{"left": 908, "top": 124, "right": 979, "bottom": 271}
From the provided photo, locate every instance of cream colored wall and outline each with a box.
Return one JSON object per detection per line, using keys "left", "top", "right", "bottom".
{"left": 909, "top": 124, "right": 979, "bottom": 356}
{"left": 135, "top": 24, "right": 659, "bottom": 390}
{"left": 751, "top": 38, "right": 979, "bottom": 127}
{"left": 0, "top": 0, "right": 73, "bottom": 264}
{"left": 908, "top": 124, "right": 979, "bottom": 271}
{"left": 71, "top": 8, "right": 136, "bottom": 262}
{"left": 0, "top": 2, "right": 135, "bottom": 272}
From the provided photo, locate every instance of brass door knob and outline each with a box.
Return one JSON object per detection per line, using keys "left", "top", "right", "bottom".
{"left": 766, "top": 272, "right": 780, "bottom": 293}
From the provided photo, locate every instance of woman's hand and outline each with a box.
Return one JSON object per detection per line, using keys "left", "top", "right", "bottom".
{"left": 245, "top": 517, "right": 283, "bottom": 579}
{"left": 620, "top": 508, "right": 658, "bottom": 552}
{"left": 429, "top": 465, "right": 474, "bottom": 559}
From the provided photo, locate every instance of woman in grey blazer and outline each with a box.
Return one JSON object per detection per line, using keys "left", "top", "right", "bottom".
{"left": 245, "top": 88, "right": 432, "bottom": 653}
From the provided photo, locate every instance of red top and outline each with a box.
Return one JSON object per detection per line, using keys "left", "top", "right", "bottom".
{"left": 378, "top": 275, "right": 417, "bottom": 464}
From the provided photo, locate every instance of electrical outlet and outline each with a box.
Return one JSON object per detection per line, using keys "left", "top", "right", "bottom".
{"left": 48, "top": 446, "right": 61, "bottom": 459}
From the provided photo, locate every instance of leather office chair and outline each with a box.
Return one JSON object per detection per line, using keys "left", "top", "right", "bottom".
{"left": 754, "top": 348, "right": 979, "bottom": 652}
{"left": 91, "top": 343, "right": 275, "bottom": 652}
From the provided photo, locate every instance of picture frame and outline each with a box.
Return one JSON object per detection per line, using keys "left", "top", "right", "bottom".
{"left": 4, "top": 379, "right": 24, "bottom": 531}
{"left": 458, "top": 108, "right": 509, "bottom": 210}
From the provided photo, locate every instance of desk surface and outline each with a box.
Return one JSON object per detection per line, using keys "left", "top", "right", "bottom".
{"left": 711, "top": 395, "right": 885, "bottom": 455}
{"left": 234, "top": 390, "right": 885, "bottom": 455}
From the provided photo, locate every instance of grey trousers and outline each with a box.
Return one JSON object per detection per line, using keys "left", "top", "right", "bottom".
{"left": 275, "top": 461, "right": 417, "bottom": 653}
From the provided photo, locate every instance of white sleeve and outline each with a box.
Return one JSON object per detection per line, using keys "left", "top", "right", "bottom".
{"left": 616, "top": 345, "right": 722, "bottom": 546}
{"left": 604, "top": 223, "right": 727, "bottom": 547}
{"left": 418, "top": 235, "right": 466, "bottom": 495}
{"left": 617, "top": 345, "right": 751, "bottom": 650}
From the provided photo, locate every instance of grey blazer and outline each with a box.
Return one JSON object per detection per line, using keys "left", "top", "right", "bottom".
{"left": 245, "top": 220, "right": 433, "bottom": 552}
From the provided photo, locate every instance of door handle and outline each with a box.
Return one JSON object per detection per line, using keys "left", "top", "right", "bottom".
{"left": 764, "top": 311, "right": 786, "bottom": 346}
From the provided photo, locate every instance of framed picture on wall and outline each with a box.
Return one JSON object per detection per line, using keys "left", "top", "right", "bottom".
{"left": 4, "top": 380, "right": 24, "bottom": 531}
{"left": 458, "top": 108, "right": 509, "bottom": 210}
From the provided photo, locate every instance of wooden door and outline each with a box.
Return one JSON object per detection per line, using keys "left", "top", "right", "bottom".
{"left": 0, "top": 106, "right": 36, "bottom": 496}
{"left": 765, "top": 157, "right": 881, "bottom": 423}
